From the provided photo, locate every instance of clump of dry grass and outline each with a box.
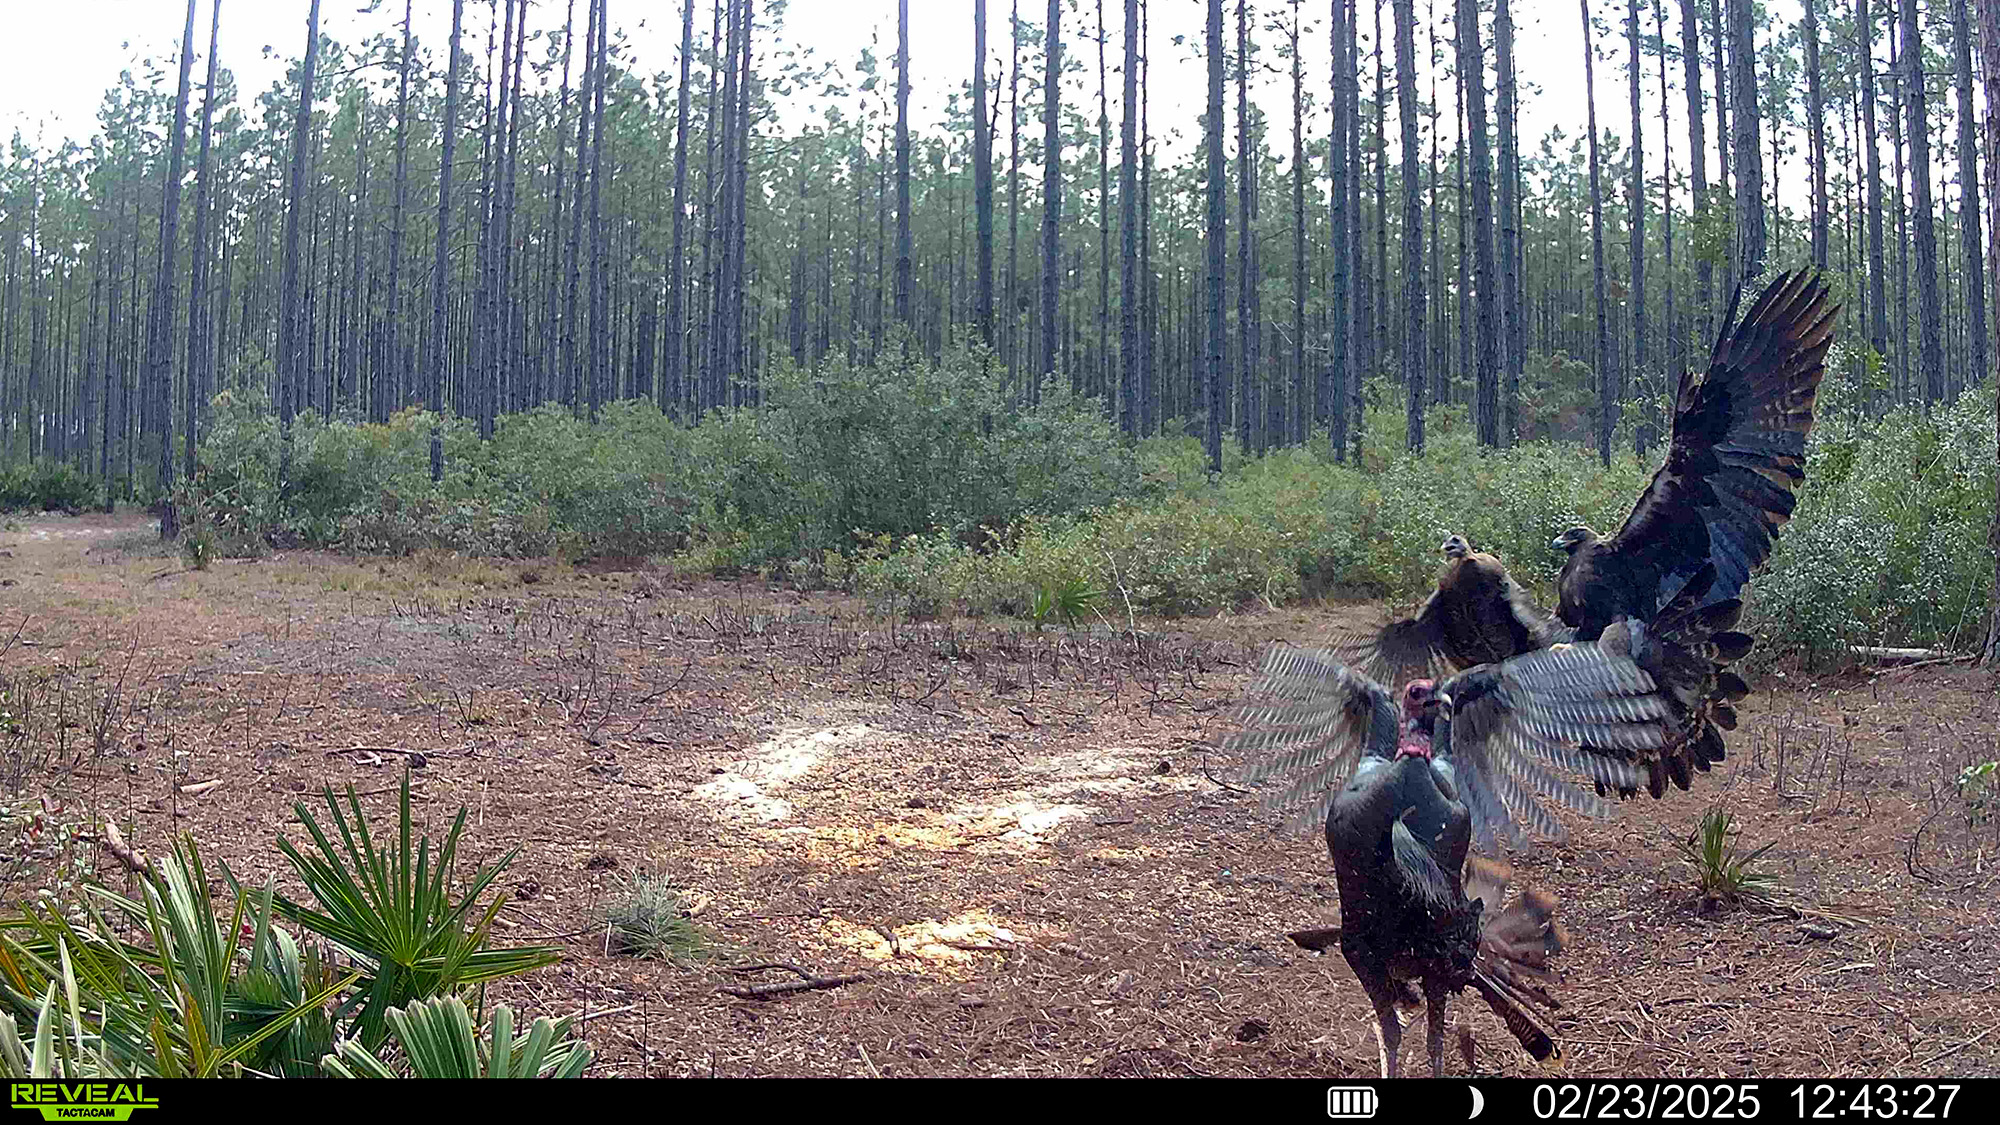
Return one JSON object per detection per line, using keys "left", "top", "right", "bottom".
{"left": 601, "top": 871, "right": 715, "bottom": 963}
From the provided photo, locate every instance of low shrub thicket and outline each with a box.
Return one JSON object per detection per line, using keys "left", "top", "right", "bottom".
{"left": 0, "top": 462, "right": 94, "bottom": 515}
{"left": 848, "top": 383, "right": 1995, "bottom": 661}
{"left": 191, "top": 349, "right": 1135, "bottom": 565}
{"left": 184, "top": 347, "right": 1994, "bottom": 659}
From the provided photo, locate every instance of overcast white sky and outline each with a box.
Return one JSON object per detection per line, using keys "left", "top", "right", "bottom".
{"left": 0, "top": 1, "right": 1846, "bottom": 210}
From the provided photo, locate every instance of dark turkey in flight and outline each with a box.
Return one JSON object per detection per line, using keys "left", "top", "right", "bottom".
{"left": 1552, "top": 269, "right": 1835, "bottom": 797}
{"left": 1225, "top": 643, "right": 1667, "bottom": 1075}
{"left": 1324, "top": 535, "right": 1557, "bottom": 690}
{"left": 1553, "top": 268, "right": 1833, "bottom": 629}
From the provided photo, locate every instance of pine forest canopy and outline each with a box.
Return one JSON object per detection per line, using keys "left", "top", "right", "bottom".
{"left": 0, "top": 0, "right": 1991, "bottom": 509}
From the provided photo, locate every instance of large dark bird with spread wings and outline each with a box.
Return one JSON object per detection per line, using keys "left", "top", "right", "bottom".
{"left": 1226, "top": 640, "right": 1669, "bottom": 1075}
{"left": 1553, "top": 269, "right": 1836, "bottom": 797}
{"left": 1327, "top": 535, "right": 1556, "bottom": 688}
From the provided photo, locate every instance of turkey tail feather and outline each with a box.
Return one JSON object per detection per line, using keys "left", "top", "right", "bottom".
{"left": 1470, "top": 883, "right": 1567, "bottom": 1063}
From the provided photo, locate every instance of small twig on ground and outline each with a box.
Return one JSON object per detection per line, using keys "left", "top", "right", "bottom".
{"left": 717, "top": 973, "right": 867, "bottom": 1000}
{"left": 327, "top": 746, "right": 431, "bottom": 764}
{"left": 1915, "top": 1024, "right": 1996, "bottom": 1068}
{"left": 724, "top": 962, "right": 817, "bottom": 979}
{"left": 1201, "top": 759, "right": 1249, "bottom": 794}
{"left": 175, "top": 779, "right": 225, "bottom": 796}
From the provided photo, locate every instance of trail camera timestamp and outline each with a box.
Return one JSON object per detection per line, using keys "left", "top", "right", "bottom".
{"left": 1527, "top": 1083, "right": 1967, "bottom": 1122}
{"left": 1791, "top": 1085, "right": 1961, "bottom": 1121}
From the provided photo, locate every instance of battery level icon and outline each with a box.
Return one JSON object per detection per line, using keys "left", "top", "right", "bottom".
{"left": 1326, "top": 1086, "right": 1378, "bottom": 1118}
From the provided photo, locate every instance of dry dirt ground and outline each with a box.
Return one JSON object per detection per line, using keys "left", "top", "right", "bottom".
{"left": 1, "top": 509, "right": 1997, "bottom": 1079}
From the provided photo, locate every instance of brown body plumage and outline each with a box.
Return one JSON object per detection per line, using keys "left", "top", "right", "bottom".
{"left": 1330, "top": 535, "right": 1556, "bottom": 689}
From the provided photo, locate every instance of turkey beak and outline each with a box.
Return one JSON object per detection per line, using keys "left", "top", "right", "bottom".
{"left": 1435, "top": 691, "right": 1454, "bottom": 711}
{"left": 1548, "top": 535, "right": 1567, "bottom": 552}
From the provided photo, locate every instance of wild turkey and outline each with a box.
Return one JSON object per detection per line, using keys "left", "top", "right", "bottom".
{"left": 1324, "top": 535, "right": 1557, "bottom": 690}
{"left": 1553, "top": 269, "right": 1836, "bottom": 797}
{"left": 1227, "top": 641, "right": 1669, "bottom": 1075}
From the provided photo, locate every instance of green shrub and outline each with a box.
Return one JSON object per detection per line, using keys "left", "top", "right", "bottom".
{"left": 849, "top": 384, "right": 1993, "bottom": 665}
{"left": 1746, "top": 382, "right": 1995, "bottom": 663}
{"left": 188, "top": 347, "right": 1135, "bottom": 567}
{"left": 0, "top": 462, "right": 95, "bottom": 515}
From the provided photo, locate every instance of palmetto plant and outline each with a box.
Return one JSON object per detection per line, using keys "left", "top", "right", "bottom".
{"left": 271, "top": 771, "right": 562, "bottom": 1049}
{"left": 1030, "top": 576, "right": 1103, "bottom": 629}
{"left": 0, "top": 771, "right": 572, "bottom": 1077}
{"left": 0, "top": 984, "right": 128, "bottom": 1079}
{"left": 0, "top": 837, "right": 354, "bottom": 1077}
{"left": 320, "top": 996, "right": 591, "bottom": 1078}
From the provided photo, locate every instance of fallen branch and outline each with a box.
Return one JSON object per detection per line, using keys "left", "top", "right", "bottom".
{"left": 1849, "top": 645, "right": 1965, "bottom": 666}
{"left": 718, "top": 972, "right": 867, "bottom": 1000}
{"left": 96, "top": 821, "right": 157, "bottom": 880}
{"left": 1880, "top": 654, "right": 1981, "bottom": 675}
{"left": 1287, "top": 926, "right": 1343, "bottom": 952}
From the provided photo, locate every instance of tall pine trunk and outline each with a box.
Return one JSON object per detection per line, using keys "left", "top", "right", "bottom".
{"left": 431, "top": 0, "right": 465, "bottom": 482}
{"left": 586, "top": 0, "right": 610, "bottom": 411}
{"left": 278, "top": 1, "right": 322, "bottom": 489}
{"left": 895, "top": 0, "right": 913, "bottom": 330}
{"left": 1328, "top": 0, "right": 1350, "bottom": 460}
{"left": 1009, "top": 0, "right": 1022, "bottom": 392}
{"left": 977, "top": 0, "right": 997, "bottom": 349}
{"left": 1042, "top": 0, "right": 1064, "bottom": 393}
{"left": 1457, "top": 0, "right": 1499, "bottom": 446}
{"left": 1973, "top": 0, "right": 2000, "bottom": 663}
{"left": 1395, "top": 0, "right": 1425, "bottom": 452}
{"left": 1901, "top": 0, "right": 1942, "bottom": 405}
{"left": 1804, "top": 0, "right": 1829, "bottom": 269}
{"left": 1495, "top": 0, "right": 1520, "bottom": 443}
{"left": 1583, "top": 0, "right": 1613, "bottom": 467}
{"left": 1235, "top": 0, "right": 1258, "bottom": 454}
{"left": 1119, "top": 0, "right": 1140, "bottom": 436}
{"left": 565, "top": 0, "right": 599, "bottom": 410}
{"left": 1679, "top": 0, "right": 1709, "bottom": 340}
{"left": 1860, "top": 0, "right": 1890, "bottom": 369}
{"left": 1953, "top": 0, "right": 1987, "bottom": 394}
{"left": 149, "top": 0, "right": 197, "bottom": 539}
{"left": 1627, "top": 0, "right": 1647, "bottom": 446}
{"left": 183, "top": 0, "right": 222, "bottom": 490}
{"left": 1289, "top": 0, "right": 1307, "bottom": 444}
{"left": 1203, "top": 0, "right": 1226, "bottom": 474}
{"left": 1654, "top": 0, "right": 1676, "bottom": 391}
{"left": 1727, "top": 0, "right": 1765, "bottom": 280}
{"left": 666, "top": 0, "right": 695, "bottom": 415}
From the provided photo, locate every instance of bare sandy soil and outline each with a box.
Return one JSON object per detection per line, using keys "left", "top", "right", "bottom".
{"left": 1, "top": 509, "right": 1996, "bottom": 1078}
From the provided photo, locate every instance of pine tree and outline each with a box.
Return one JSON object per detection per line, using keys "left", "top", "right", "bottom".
{"left": 149, "top": 0, "right": 198, "bottom": 538}
{"left": 1041, "top": 0, "right": 1064, "bottom": 391}
{"left": 1203, "top": 0, "right": 1226, "bottom": 474}
{"left": 1457, "top": 0, "right": 1499, "bottom": 446}
{"left": 1900, "top": 0, "right": 1942, "bottom": 404}
{"left": 1583, "top": 0, "right": 1614, "bottom": 466}
{"left": 1395, "top": 0, "right": 1425, "bottom": 452}
{"left": 431, "top": 0, "right": 465, "bottom": 482}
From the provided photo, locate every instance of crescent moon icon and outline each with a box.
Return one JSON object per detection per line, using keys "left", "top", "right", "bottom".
{"left": 1469, "top": 1085, "right": 1485, "bottom": 1120}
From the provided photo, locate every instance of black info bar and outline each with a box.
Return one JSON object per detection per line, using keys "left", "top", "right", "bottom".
{"left": 1311, "top": 1080, "right": 1980, "bottom": 1122}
